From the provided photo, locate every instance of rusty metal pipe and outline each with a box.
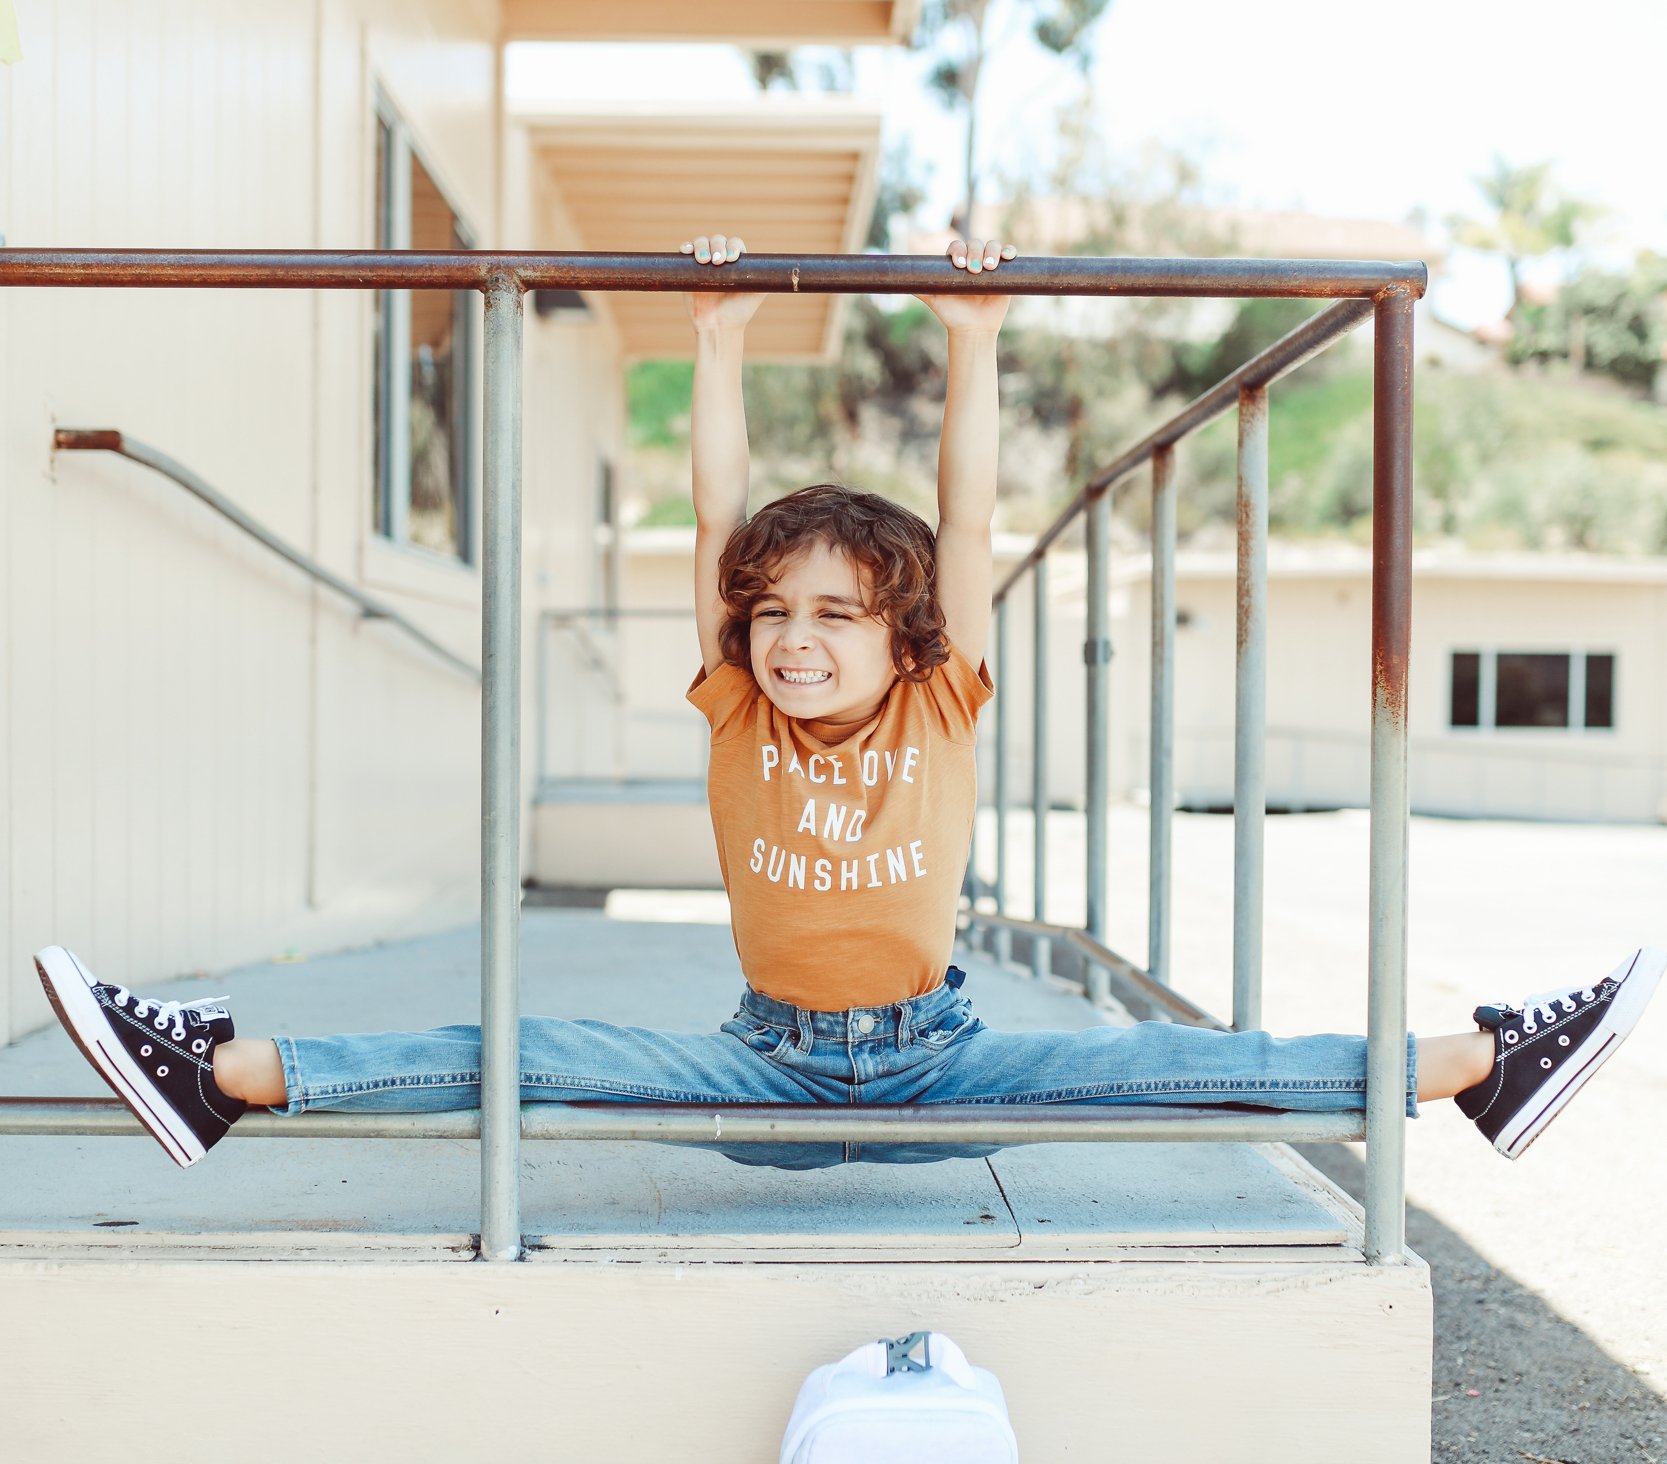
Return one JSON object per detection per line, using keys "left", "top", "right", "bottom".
{"left": 1364, "top": 288, "right": 1417, "bottom": 1265}
{"left": 0, "top": 249, "right": 1426, "bottom": 299}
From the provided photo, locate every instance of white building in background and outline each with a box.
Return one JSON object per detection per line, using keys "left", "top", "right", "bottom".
{"left": 0, "top": 0, "right": 892, "bottom": 1047}
{"left": 1075, "top": 547, "right": 1667, "bottom": 825}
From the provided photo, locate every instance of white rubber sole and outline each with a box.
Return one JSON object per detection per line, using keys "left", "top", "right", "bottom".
{"left": 34, "top": 945, "right": 204, "bottom": 1168}
{"left": 1494, "top": 946, "right": 1665, "bottom": 1160}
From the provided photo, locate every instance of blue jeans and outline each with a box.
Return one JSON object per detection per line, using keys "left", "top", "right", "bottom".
{"left": 273, "top": 968, "right": 1418, "bottom": 1169}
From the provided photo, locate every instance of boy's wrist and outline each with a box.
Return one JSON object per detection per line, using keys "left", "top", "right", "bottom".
{"left": 693, "top": 320, "right": 749, "bottom": 343}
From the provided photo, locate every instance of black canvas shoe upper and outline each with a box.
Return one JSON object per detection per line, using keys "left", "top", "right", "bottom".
{"left": 93, "top": 983, "right": 247, "bottom": 1153}
{"left": 1455, "top": 975, "right": 1617, "bottom": 1146}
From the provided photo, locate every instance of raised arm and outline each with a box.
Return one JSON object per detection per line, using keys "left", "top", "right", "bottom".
{"left": 917, "top": 238, "right": 1016, "bottom": 671}
{"left": 685, "top": 233, "right": 765, "bottom": 674}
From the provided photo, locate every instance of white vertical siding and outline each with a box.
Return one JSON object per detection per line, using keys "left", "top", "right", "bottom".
{"left": 2, "top": 0, "right": 626, "bottom": 1044}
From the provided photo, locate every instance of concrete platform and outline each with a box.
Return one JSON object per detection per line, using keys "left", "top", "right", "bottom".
{"left": 0, "top": 909, "right": 1432, "bottom": 1460}
{"left": 0, "top": 908, "right": 1348, "bottom": 1259}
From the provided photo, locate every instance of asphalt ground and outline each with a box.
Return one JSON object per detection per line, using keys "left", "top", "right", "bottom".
{"left": 976, "top": 807, "right": 1667, "bottom": 1463}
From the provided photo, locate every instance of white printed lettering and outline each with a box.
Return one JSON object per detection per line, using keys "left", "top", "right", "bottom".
{"left": 901, "top": 746, "right": 920, "bottom": 783}
{"left": 813, "top": 858, "right": 833, "bottom": 892}
{"left": 846, "top": 810, "right": 866, "bottom": 841}
{"left": 750, "top": 838, "right": 765, "bottom": 873}
{"left": 884, "top": 750, "right": 896, "bottom": 778}
{"left": 866, "top": 853, "right": 883, "bottom": 888}
{"left": 829, "top": 757, "right": 847, "bottom": 786}
{"left": 861, "top": 750, "right": 880, "bottom": 786}
{"left": 796, "top": 799, "right": 818, "bottom": 834}
{"left": 887, "top": 846, "right": 908, "bottom": 882}
{"left": 840, "top": 859, "right": 860, "bottom": 891}
{"left": 909, "top": 839, "right": 927, "bottom": 877}
{"left": 808, "top": 754, "right": 827, "bottom": 784}
{"left": 788, "top": 853, "right": 807, "bottom": 890}
{"left": 766, "top": 847, "right": 788, "bottom": 883}
{"left": 821, "top": 803, "right": 847, "bottom": 841}
{"left": 786, "top": 751, "right": 805, "bottom": 779}
{"left": 761, "top": 746, "right": 779, "bottom": 782}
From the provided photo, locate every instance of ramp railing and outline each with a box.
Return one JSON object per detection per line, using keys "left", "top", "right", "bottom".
{"left": 0, "top": 248, "right": 1422, "bottom": 1264}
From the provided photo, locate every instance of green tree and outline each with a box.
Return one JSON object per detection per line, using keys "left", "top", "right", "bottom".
{"left": 1510, "top": 251, "right": 1667, "bottom": 391}
{"left": 1448, "top": 157, "right": 1601, "bottom": 327}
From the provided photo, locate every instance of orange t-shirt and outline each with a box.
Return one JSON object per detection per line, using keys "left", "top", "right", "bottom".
{"left": 688, "top": 644, "right": 995, "bottom": 1011}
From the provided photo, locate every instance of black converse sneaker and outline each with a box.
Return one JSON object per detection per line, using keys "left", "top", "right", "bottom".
{"left": 1457, "top": 947, "right": 1665, "bottom": 1159}
{"left": 35, "top": 945, "right": 247, "bottom": 1168}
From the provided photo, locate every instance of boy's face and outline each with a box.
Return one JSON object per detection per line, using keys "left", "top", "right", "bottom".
{"left": 749, "top": 541, "right": 897, "bottom": 729}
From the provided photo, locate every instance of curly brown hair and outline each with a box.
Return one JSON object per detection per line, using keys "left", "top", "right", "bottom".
{"left": 717, "top": 484, "right": 949, "bottom": 683}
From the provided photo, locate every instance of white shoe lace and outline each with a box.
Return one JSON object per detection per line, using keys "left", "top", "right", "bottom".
{"left": 110, "top": 987, "right": 230, "bottom": 1041}
{"left": 1517, "top": 984, "right": 1598, "bottom": 1031}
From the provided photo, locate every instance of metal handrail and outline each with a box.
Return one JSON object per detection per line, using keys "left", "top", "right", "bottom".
{"left": 968, "top": 272, "right": 1420, "bottom": 1264}
{"left": 0, "top": 248, "right": 1419, "bottom": 1267}
{"left": 53, "top": 428, "right": 481, "bottom": 683}
{"left": 0, "top": 1095, "right": 1362, "bottom": 1144}
{"left": 0, "top": 248, "right": 1426, "bottom": 299}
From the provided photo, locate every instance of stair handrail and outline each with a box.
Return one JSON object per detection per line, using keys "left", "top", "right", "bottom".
{"left": 53, "top": 428, "right": 481, "bottom": 683}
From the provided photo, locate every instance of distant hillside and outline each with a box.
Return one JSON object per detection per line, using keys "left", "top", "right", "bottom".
{"left": 1191, "top": 362, "right": 1667, "bottom": 553}
{"left": 627, "top": 321, "right": 1667, "bottom": 554}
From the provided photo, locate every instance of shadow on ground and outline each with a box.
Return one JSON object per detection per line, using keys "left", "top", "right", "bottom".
{"left": 1297, "top": 1144, "right": 1666, "bottom": 1464}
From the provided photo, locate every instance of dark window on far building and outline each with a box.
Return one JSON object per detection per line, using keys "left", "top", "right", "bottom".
{"left": 1448, "top": 650, "right": 1617, "bottom": 732}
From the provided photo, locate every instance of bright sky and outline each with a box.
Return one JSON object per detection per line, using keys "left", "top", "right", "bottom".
{"left": 508, "top": 0, "right": 1667, "bottom": 328}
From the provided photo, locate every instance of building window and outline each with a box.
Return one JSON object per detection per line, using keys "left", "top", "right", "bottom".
{"left": 1449, "top": 650, "right": 1616, "bottom": 731}
{"left": 372, "top": 98, "right": 477, "bottom": 562}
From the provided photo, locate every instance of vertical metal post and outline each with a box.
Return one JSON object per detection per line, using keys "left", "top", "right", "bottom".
{"left": 1149, "top": 445, "right": 1177, "bottom": 984}
{"left": 1031, "top": 560, "right": 1050, "bottom": 979}
{"left": 993, "top": 600, "right": 1011, "bottom": 964}
{"left": 1084, "top": 490, "right": 1111, "bottom": 1003}
{"left": 1364, "top": 288, "right": 1416, "bottom": 1265}
{"left": 1233, "top": 387, "right": 1269, "bottom": 1033}
{"left": 480, "top": 279, "right": 525, "bottom": 1263}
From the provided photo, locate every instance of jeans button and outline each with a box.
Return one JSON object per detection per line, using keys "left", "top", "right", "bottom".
{"left": 855, "top": 1014, "right": 877, "bottom": 1035}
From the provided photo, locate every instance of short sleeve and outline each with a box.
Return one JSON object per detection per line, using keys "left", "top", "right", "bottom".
{"left": 687, "top": 661, "right": 762, "bottom": 744}
{"left": 924, "top": 640, "right": 996, "bottom": 742}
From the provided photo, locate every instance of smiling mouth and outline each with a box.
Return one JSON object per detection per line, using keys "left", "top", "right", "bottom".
{"left": 775, "top": 669, "right": 831, "bottom": 686}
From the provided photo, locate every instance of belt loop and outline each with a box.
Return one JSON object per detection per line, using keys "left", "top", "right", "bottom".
{"left": 795, "top": 1008, "right": 815, "bottom": 1054}
{"left": 896, "top": 1000, "right": 915, "bottom": 1050}
{"left": 945, "top": 965, "right": 967, "bottom": 991}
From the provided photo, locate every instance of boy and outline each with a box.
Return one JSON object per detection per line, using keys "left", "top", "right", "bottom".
{"left": 34, "top": 236, "right": 1665, "bottom": 1170}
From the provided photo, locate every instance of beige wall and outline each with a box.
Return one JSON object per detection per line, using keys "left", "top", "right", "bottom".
{"left": 1104, "top": 556, "right": 1667, "bottom": 823}
{"left": 0, "top": 2, "right": 626, "bottom": 1043}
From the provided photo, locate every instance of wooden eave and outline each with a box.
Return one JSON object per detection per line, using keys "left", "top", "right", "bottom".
{"left": 523, "top": 102, "right": 883, "bottom": 361}
{"left": 502, "top": 0, "right": 920, "bottom": 46}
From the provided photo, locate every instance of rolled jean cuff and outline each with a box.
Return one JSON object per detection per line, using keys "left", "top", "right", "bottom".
{"left": 268, "top": 1035, "right": 309, "bottom": 1118}
{"left": 1405, "top": 1031, "right": 1419, "bottom": 1119}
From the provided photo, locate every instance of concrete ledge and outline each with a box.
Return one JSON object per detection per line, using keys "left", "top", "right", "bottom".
{"left": 1, "top": 1250, "right": 1433, "bottom": 1461}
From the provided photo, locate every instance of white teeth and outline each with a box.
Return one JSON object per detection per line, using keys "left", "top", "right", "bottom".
{"left": 778, "top": 669, "right": 830, "bottom": 685}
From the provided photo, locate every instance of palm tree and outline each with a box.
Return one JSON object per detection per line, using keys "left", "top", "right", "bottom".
{"left": 1450, "top": 157, "right": 1601, "bottom": 327}
{"left": 921, "top": 0, "right": 1114, "bottom": 237}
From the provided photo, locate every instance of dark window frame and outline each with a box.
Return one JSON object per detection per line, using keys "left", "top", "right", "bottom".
{"left": 1447, "top": 648, "right": 1617, "bottom": 733}
{"left": 371, "top": 92, "right": 478, "bottom": 566}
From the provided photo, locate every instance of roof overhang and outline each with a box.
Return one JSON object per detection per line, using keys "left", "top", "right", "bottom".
{"left": 523, "top": 101, "right": 883, "bottom": 361}
{"left": 503, "top": 0, "right": 920, "bottom": 45}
